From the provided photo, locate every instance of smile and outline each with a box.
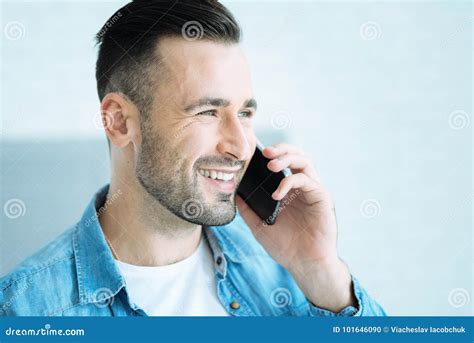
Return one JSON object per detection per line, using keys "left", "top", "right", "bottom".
{"left": 198, "top": 169, "right": 236, "bottom": 181}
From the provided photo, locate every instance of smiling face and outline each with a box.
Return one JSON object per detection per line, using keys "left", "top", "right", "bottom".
{"left": 135, "top": 37, "right": 257, "bottom": 226}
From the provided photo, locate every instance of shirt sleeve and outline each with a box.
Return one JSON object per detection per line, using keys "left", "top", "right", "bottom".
{"left": 307, "top": 275, "right": 387, "bottom": 316}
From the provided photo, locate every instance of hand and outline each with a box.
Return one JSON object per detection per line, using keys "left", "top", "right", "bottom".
{"left": 236, "top": 143, "right": 356, "bottom": 312}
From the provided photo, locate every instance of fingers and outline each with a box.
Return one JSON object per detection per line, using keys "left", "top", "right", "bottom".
{"left": 272, "top": 172, "right": 333, "bottom": 207}
{"left": 264, "top": 142, "right": 319, "bottom": 181}
{"left": 267, "top": 153, "right": 319, "bottom": 181}
{"left": 271, "top": 173, "right": 312, "bottom": 199}
{"left": 263, "top": 143, "right": 305, "bottom": 159}
{"left": 267, "top": 153, "right": 307, "bottom": 171}
{"left": 263, "top": 142, "right": 330, "bottom": 205}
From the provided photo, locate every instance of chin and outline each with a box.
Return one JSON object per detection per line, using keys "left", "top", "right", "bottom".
{"left": 207, "top": 213, "right": 236, "bottom": 226}
{"left": 181, "top": 188, "right": 237, "bottom": 226}
{"left": 198, "top": 203, "right": 237, "bottom": 226}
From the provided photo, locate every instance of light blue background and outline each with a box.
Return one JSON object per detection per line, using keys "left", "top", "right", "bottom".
{"left": 1, "top": 0, "right": 472, "bottom": 316}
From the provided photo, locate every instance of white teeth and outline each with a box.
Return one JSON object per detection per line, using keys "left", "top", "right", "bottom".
{"left": 220, "top": 173, "right": 233, "bottom": 181}
{"left": 198, "top": 169, "right": 234, "bottom": 181}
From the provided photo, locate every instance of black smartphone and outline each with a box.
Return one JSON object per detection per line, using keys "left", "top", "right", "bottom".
{"left": 237, "top": 141, "right": 291, "bottom": 225}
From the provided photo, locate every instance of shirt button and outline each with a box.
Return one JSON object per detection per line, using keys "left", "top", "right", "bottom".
{"left": 216, "top": 256, "right": 223, "bottom": 265}
{"left": 230, "top": 301, "right": 240, "bottom": 310}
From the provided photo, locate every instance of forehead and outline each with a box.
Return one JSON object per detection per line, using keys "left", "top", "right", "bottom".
{"left": 155, "top": 37, "right": 253, "bottom": 106}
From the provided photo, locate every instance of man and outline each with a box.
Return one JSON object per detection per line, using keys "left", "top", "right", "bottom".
{"left": 0, "top": 0, "right": 386, "bottom": 316}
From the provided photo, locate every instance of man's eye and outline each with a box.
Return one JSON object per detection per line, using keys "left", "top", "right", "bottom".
{"left": 196, "top": 110, "right": 217, "bottom": 116}
{"left": 238, "top": 111, "right": 253, "bottom": 118}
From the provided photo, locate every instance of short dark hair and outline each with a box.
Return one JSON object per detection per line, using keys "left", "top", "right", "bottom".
{"left": 95, "top": 0, "right": 241, "bottom": 118}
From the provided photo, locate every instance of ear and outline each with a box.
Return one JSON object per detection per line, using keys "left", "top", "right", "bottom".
{"left": 100, "top": 93, "right": 140, "bottom": 149}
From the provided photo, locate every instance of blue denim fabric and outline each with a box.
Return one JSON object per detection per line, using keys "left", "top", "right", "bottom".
{"left": 0, "top": 185, "right": 386, "bottom": 316}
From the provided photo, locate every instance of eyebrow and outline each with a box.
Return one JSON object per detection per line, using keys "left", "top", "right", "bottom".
{"left": 184, "top": 97, "right": 258, "bottom": 113}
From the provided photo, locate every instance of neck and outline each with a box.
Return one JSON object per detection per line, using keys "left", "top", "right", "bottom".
{"left": 99, "top": 175, "right": 202, "bottom": 267}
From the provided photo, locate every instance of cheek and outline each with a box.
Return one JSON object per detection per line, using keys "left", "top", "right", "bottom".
{"left": 177, "top": 125, "right": 218, "bottom": 171}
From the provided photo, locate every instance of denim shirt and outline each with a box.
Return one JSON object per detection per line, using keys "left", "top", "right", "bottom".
{"left": 0, "top": 185, "right": 386, "bottom": 316}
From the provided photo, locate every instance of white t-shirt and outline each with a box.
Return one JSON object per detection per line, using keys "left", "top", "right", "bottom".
{"left": 115, "top": 236, "right": 230, "bottom": 316}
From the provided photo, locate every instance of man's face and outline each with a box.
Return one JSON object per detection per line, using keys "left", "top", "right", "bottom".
{"left": 135, "top": 37, "right": 256, "bottom": 226}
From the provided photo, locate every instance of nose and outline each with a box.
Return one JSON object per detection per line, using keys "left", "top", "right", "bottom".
{"left": 216, "top": 115, "right": 253, "bottom": 162}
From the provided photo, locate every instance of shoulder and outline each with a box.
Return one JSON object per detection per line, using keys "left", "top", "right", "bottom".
{"left": 0, "top": 225, "right": 79, "bottom": 316}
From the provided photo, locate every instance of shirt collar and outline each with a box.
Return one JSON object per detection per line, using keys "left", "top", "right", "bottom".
{"left": 73, "top": 184, "right": 125, "bottom": 305}
{"left": 73, "top": 184, "right": 246, "bottom": 305}
{"left": 205, "top": 223, "right": 245, "bottom": 264}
